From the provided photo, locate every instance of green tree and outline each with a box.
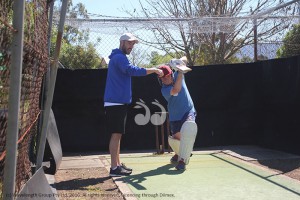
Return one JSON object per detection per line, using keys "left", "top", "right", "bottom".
{"left": 148, "top": 51, "right": 186, "bottom": 67}
{"left": 241, "top": 56, "right": 253, "bottom": 63}
{"left": 52, "top": 1, "right": 101, "bottom": 69}
{"left": 148, "top": 51, "right": 175, "bottom": 66}
{"left": 60, "top": 43, "right": 101, "bottom": 69}
{"left": 276, "top": 24, "right": 300, "bottom": 58}
{"left": 257, "top": 54, "right": 268, "bottom": 61}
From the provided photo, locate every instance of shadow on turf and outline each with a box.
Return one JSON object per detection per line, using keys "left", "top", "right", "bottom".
{"left": 115, "top": 163, "right": 183, "bottom": 190}
{"left": 257, "top": 158, "right": 300, "bottom": 175}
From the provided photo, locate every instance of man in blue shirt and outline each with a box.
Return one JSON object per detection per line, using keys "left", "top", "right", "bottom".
{"left": 158, "top": 65, "right": 197, "bottom": 170}
{"left": 104, "top": 33, "right": 163, "bottom": 177}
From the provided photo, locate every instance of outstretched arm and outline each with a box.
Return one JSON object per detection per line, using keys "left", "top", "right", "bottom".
{"left": 146, "top": 67, "right": 163, "bottom": 77}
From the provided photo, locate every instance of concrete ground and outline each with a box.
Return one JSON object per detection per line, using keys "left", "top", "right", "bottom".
{"left": 52, "top": 145, "right": 300, "bottom": 200}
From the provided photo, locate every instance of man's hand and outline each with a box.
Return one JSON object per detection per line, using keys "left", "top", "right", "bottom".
{"left": 156, "top": 68, "right": 163, "bottom": 77}
{"left": 146, "top": 67, "right": 163, "bottom": 77}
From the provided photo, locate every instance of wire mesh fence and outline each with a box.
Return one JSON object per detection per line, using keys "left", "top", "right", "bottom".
{"left": 0, "top": 0, "right": 49, "bottom": 196}
{"left": 57, "top": 14, "right": 300, "bottom": 69}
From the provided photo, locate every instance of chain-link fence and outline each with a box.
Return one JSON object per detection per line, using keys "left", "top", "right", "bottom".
{"left": 0, "top": 0, "right": 50, "bottom": 196}
{"left": 58, "top": 14, "right": 300, "bottom": 69}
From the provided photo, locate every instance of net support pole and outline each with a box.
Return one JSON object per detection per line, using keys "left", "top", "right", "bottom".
{"left": 3, "top": 0, "right": 25, "bottom": 199}
{"left": 298, "top": 1, "right": 300, "bottom": 24}
{"left": 35, "top": 0, "right": 68, "bottom": 172}
{"left": 36, "top": 0, "right": 54, "bottom": 156}
{"left": 253, "top": 19, "right": 258, "bottom": 62}
{"left": 253, "top": 0, "right": 300, "bottom": 19}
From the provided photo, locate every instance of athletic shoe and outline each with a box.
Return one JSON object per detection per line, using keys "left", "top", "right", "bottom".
{"left": 109, "top": 166, "right": 132, "bottom": 177}
{"left": 121, "top": 163, "right": 132, "bottom": 172}
{"left": 175, "top": 160, "right": 186, "bottom": 171}
{"left": 170, "top": 154, "right": 178, "bottom": 163}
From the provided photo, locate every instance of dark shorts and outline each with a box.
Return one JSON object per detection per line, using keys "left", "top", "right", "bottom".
{"left": 104, "top": 105, "right": 128, "bottom": 134}
{"left": 170, "top": 110, "right": 197, "bottom": 135}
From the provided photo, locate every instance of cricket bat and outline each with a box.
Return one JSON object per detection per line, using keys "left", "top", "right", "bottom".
{"left": 169, "top": 58, "right": 192, "bottom": 73}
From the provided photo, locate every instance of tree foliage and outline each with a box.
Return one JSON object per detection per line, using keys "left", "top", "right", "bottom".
{"left": 52, "top": 0, "right": 101, "bottom": 69}
{"left": 276, "top": 24, "right": 300, "bottom": 58}
{"left": 60, "top": 43, "right": 101, "bottom": 69}
{"left": 148, "top": 51, "right": 176, "bottom": 66}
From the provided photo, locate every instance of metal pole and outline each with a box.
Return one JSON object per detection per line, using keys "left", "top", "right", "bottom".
{"left": 35, "top": 0, "right": 68, "bottom": 172}
{"left": 35, "top": 0, "right": 54, "bottom": 166}
{"left": 161, "top": 123, "right": 164, "bottom": 154}
{"left": 47, "top": 1, "right": 54, "bottom": 58}
{"left": 252, "top": 0, "right": 300, "bottom": 19}
{"left": 298, "top": 1, "right": 300, "bottom": 23}
{"left": 253, "top": 19, "right": 258, "bottom": 62}
{"left": 155, "top": 123, "right": 159, "bottom": 154}
{"left": 3, "top": 0, "right": 25, "bottom": 199}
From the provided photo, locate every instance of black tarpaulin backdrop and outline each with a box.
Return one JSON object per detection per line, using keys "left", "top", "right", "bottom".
{"left": 52, "top": 56, "right": 300, "bottom": 155}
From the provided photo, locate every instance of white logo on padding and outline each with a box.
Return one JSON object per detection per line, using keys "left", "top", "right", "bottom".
{"left": 134, "top": 99, "right": 167, "bottom": 125}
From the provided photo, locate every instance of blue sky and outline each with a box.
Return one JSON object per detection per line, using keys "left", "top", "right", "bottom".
{"left": 72, "top": 0, "right": 142, "bottom": 17}
{"left": 70, "top": 0, "right": 297, "bottom": 18}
